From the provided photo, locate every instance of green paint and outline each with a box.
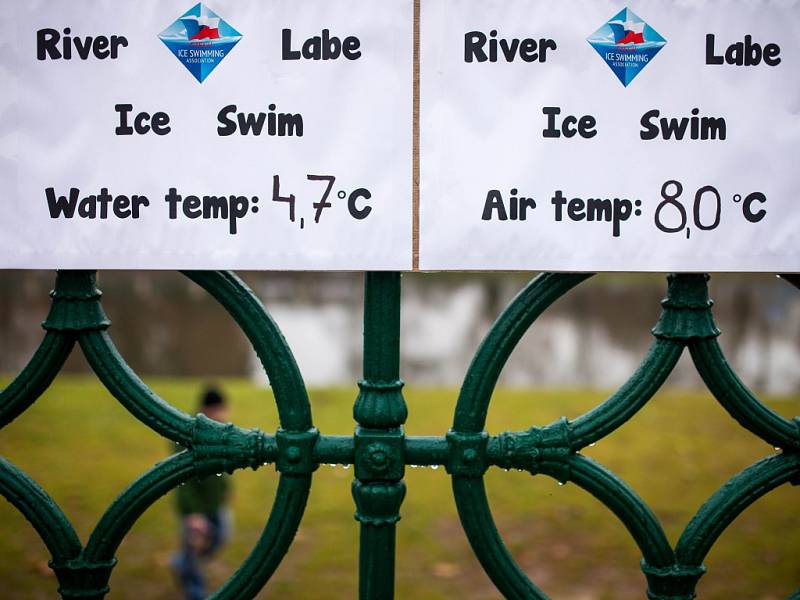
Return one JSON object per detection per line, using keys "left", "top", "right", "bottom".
{"left": 1, "top": 270, "right": 798, "bottom": 599}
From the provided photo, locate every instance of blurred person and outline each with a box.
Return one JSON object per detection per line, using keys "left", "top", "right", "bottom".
{"left": 171, "top": 387, "right": 232, "bottom": 600}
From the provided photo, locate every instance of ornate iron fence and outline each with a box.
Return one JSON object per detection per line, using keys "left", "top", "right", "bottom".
{"left": 1, "top": 270, "right": 798, "bottom": 599}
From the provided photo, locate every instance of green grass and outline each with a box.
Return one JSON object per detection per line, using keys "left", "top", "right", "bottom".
{"left": 0, "top": 376, "right": 797, "bottom": 599}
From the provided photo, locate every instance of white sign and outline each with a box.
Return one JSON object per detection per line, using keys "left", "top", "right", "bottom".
{"left": 1, "top": 1, "right": 413, "bottom": 269}
{"left": 420, "top": 0, "right": 800, "bottom": 271}
{"left": 3, "top": 1, "right": 799, "bottom": 272}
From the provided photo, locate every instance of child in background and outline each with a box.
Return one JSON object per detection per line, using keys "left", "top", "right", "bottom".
{"left": 172, "top": 387, "right": 232, "bottom": 600}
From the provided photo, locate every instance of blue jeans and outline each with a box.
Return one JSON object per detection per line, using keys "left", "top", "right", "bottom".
{"left": 172, "top": 511, "right": 230, "bottom": 600}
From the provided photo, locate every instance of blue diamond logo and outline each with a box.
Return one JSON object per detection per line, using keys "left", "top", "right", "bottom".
{"left": 587, "top": 8, "right": 666, "bottom": 87}
{"left": 159, "top": 3, "right": 242, "bottom": 83}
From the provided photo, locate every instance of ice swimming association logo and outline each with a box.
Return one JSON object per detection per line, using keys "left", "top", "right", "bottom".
{"left": 158, "top": 3, "right": 242, "bottom": 83}
{"left": 587, "top": 8, "right": 666, "bottom": 87}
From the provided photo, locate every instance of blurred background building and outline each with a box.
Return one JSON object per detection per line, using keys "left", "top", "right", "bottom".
{"left": 1, "top": 271, "right": 798, "bottom": 394}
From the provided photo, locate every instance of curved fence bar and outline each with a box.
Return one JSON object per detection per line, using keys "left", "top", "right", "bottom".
{"left": 84, "top": 443, "right": 312, "bottom": 598}
{"left": 450, "top": 451, "right": 675, "bottom": 599}
{"left": 0, "top": 456, "right": 82, "bottom": 564}
{"left": 79, "top": 330, "right": 196, "bottom": 445}
{"left": 564, "top": 455, "right": 674, "bottom": 568}
{"left": 570, "top": 338, "right": 684, "bottom": 449}
{"left": 211, "top": 474, "right": 312, "bottom": 599}
{"left": 675, "top": 452, "right": 800, "bottom": 567}
{"left": 690, "top": 338, "right": 800, "bottom": 451}
{"left": 182, "top": 271, "right": 312, "bottom": 432}
{"left": 0, "top": 331, "right": 75, "bottom": 427}
{"left": 452, "top": 476, "right": 549, "bottom": 599}
{"left": 0, "top": 270, "right": 797, "bottom": 598}
{"left": 84, "top": 452, "right": 197, "bottom": 563}
{"left": 454, "top": 272, "right": 592, "bottom": 433}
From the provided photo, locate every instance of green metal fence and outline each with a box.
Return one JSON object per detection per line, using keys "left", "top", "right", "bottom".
{"left": 1, "top": 270, "right": 798, "bottom": 599}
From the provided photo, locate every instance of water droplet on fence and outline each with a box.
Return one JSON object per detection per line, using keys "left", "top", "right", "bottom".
{"left": 328, "top": 463, "right": 337, "bottom": 468}
{"left": 410, "top": 464, "right": 419, "bottom": 469}
{"left": 343, "top": 464, "right": 351, "bottom": 470}
{"left": 431, "top": 464, "right": 439, "bottom": 470}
